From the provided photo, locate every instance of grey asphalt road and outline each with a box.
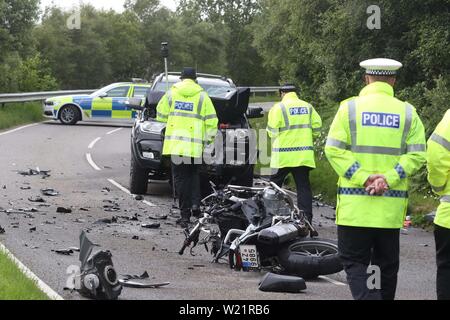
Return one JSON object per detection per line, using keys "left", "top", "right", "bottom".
{"left": 0, "top": 120, "right": 438, "bottom": 300}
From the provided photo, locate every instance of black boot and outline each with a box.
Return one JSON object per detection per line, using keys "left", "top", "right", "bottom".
{"left": 176, "top": 210, "right": 191, "bottom": 228}
{"left": 192, "top": 205, "right": 202, "bottom": 218}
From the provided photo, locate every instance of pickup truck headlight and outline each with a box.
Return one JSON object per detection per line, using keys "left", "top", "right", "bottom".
{"left": 139, "top": 121, "right": 166, "bottom": 134}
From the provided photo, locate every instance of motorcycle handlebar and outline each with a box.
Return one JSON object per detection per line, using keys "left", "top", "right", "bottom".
{"left": 178, "top": 224, "right": 201, "bottom": 255}
{"left": 178, "top": 244, "right": 188, "bottom": 255}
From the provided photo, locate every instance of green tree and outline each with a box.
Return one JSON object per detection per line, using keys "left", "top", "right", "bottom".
{"left": 0, "top": 0, "right": 39, "bottom": 56}
{"left": 178, "top": 0, "right": 277, "bottom": 85}
{"left": 0, "top": 0, "right": 55, "bottom": 92}
{"left": 253, "top": 0, "right": 450, "bottom": 108}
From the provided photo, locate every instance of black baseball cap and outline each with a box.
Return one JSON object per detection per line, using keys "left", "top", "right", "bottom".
{"left": 279, "top": 83, "right": 297, "bottom": 93}
{"left": 180, "top": 67, "right": 197, "bottom": 80}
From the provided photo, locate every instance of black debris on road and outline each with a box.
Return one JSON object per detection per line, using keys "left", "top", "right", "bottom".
{"left": 17, "top": 168, "right": 51, "bottom": 179}
{"left": 141, "top": 223, "right": 160, "bottom": 229}
{"left": 28, "top": 196, "right": 46, "bottom": 203}
{"left": 103, "top": 200, "right": 121, "bottom": 212}
{"left": 94, "top": 217, "right": 118, "bottom": 224}
{"left": 57, "top": 207, "right": 72, "bottom": 214}
{"left": 52, "top": 249, "right": 74, "bottom": 255}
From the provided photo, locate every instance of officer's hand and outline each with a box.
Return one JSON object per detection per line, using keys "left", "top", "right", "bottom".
{"left": 365, "top": 175, "right": 388, "bottom": 195}
{"left": 372, "top": 177, "right": 389, "bottom": 195}
{"left": 364, "top": 175, "right": 384, "bottom": 188}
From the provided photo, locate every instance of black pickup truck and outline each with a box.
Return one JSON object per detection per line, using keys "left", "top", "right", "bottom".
{"left": 128, "top": 72, "right": 263, "bottom": 195}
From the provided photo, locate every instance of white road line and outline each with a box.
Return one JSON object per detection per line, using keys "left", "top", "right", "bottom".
{"left": 107, "top": 179, "right": 131, "bottom": 195}
{"left": 86, "top": 153, "right": 101, "bottom": 171}
{"left": 0, "top": 242, "right": 64, "bottom": 300}
{"left": 0, "top": 123, "right": 39, "bottom": 137}
{"left": 106, "top": 128, "right": 123, "bottom": 135}
{"left": 319, "top": 275, "right": 347, "bottom": 286}
{"left": 88, "top": 137, "right": 102, "bottom": 149}
{"left": 143, "top": 200, "right": 157, "bottom": 208}
{"left": 107, "top": 179, "right": 157, "bottom": 207}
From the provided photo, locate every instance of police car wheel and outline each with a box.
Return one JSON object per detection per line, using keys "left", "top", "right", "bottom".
{"left": 277, "top": 238, "right": 343, "bottom": 279}
{"left": 59, "top": 105, "right": 80, "bottom": 125}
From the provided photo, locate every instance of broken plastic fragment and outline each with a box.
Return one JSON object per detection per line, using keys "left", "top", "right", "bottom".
{"left": 94, "top": 217, "right": 117, "bottom": 224}
{"left": 119, "top": 214, "right": 139, "bottom": 221}
{"left": 141, "top": 223, "right": 160, "bottom": 229}
{"left": 57, "top": 207, "right": 72, "bottom": 214}
{"left": 28, "top": 196, "right": 46, "bottom": 203}
{"left": 52, "top": 249, "right": 74, "bottom": 255}
{"left": 103, "top": 200, "right": 121, "bottom": 212}
{"left": 118, "top": 280, "right": 170, "bottom": 289}
{"left": 258, "top": 272, "right": 307, "bottom": 293}
{"left": 17, "top": 168, "right": 51, "bottom": 178}
{"left": 41, "top": 188, "right": 59, "bottom": 197}
{"left": 149, "top": 214, "right": 168, "bottom": 220}
{"left": 121, "top": 271, "right": 149, "bottom": 281}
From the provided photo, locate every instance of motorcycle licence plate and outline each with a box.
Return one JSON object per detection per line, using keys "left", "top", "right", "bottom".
{"left": 240, "top": 245, "right": 259, "bottom": 269}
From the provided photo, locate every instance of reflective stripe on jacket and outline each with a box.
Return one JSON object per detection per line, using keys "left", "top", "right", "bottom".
{"left": 325, "top": 82, "right": 426, "bottom": 229}
{"left": 156, "top": 79, "right": 218, "bottom": 158}
{"left": 427, "top": 109, "right": 450, "bottom": 229}
{"left": 267, "top": 92, "right": 322, "bottom": 168}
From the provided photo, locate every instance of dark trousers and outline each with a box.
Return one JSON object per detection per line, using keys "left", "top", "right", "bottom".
{"left": 337, "top": 226, "right": 400, "bottom": 300}
{"left": 435, "top": 224, "right": 450, "bottom": 300}
{"left": 270, "top": 166, "right": 313, "bottom": 223}
{"left": 171, "top": 161, "right": 201, "bottom": 220}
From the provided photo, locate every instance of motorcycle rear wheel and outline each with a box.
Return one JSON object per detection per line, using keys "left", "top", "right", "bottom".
{"left": 277, "top": 238, "right": 343, "bottom": 279}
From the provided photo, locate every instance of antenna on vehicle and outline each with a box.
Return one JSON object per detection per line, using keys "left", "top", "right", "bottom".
{"left": 161, "top": 41, "right": 177, "bottom": 209}
{"left": 161, "top": 42, "right": 170, "bottom": 93}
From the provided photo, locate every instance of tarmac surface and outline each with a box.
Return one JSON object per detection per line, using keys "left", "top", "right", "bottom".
{"left": 0, "top": 118, "right": 438, "bottom": 300}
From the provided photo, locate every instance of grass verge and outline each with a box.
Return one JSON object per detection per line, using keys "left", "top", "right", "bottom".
{"left": 0, "top": 249, "right": 49, "bottom": 300}
{"left": 0, "top": 102, "right": 44, "bottom": 131}
{"left": 249, "top": 95, "right": 279, "bottom": 103}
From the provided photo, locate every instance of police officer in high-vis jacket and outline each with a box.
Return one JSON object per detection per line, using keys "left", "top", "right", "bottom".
{"left": 325, "top": 59, "right": 427, "bottom": 300}
{"left": 427, "top": 110, "right": 450, "bottom": 300}
{"left": 157, "top": 68, "right": 218, "bottom": 228}
{"left": 267, "top": 83, "right": 322, "bottom": 223}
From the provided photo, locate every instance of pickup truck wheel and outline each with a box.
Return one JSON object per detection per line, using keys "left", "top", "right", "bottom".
{"left": 59, "top": 105, "right": 80, "bottom": 125}
{"left": 129, "top": 155, "right": 149, "bottom": 195}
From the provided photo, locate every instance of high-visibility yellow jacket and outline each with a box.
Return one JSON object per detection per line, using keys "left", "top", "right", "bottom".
{"left": 325, "top": 82, "right": 427, "bottom": 229}
{"left": 267, "top": 92, "right": 322, "bottom": 169}
{"left": 427, "top": 109, "right": 450, "bottom": 229}
{"left": 156, "top": 79, "right": 218, "bottom": 158}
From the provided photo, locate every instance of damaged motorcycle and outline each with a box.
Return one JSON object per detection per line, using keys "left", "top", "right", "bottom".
{"left": 179, "top": 182, "right": 343, "bottom": 279}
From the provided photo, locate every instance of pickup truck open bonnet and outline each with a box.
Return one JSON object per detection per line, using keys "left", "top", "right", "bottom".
{"left": 145, "top": 87, "right": 251, "bottom": 124}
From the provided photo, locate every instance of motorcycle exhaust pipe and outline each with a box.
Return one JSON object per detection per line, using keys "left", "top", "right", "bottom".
{"left": 257, "top": 223, "right": 308, "bottom": 246}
